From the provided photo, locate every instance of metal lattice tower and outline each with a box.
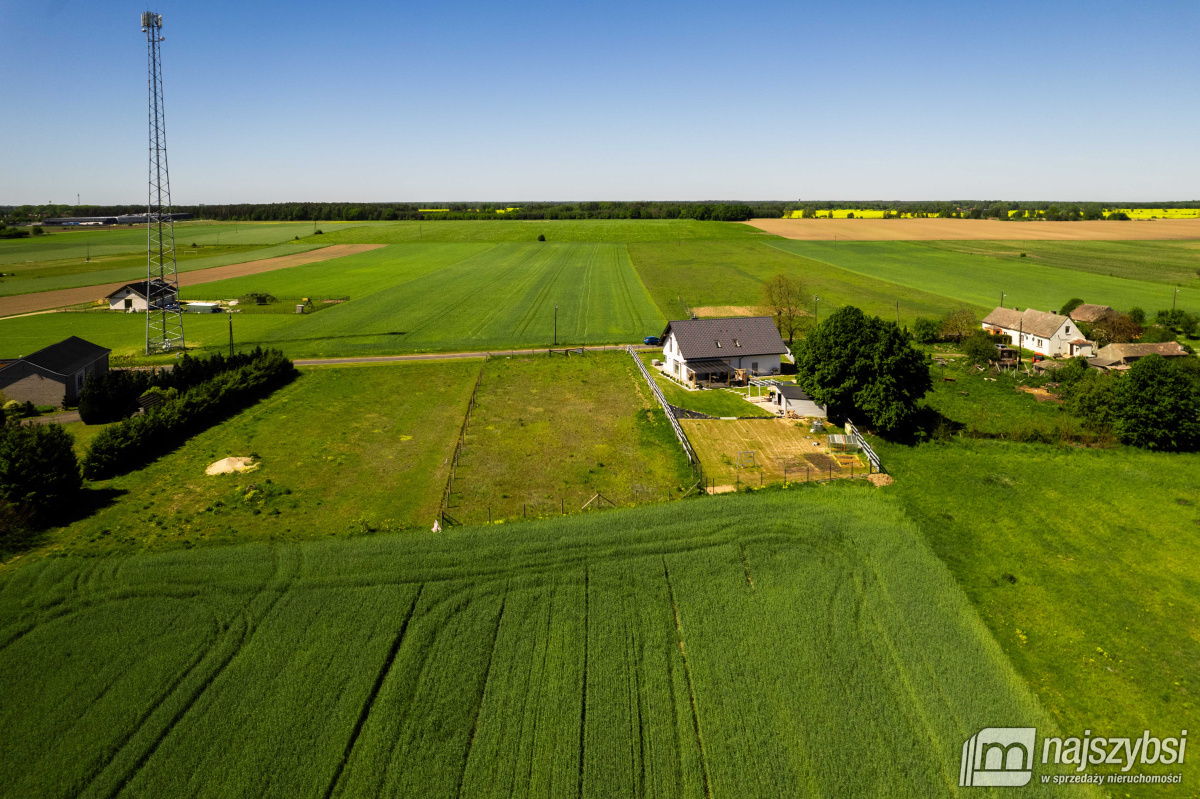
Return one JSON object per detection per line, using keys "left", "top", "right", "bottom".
{"left": 142, "top": 11, "right": 185, "bottom": 354}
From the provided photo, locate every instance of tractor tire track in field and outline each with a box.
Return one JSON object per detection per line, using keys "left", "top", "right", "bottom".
{"left": 662, "top": 558, "right": 713, "bottom": 799}
{"left": 577, "top": 566, "right": 589, "bottom": 799}
{"left": 511, "top": 243, "right": 579, "bottom": 339}
{"left": 324, "top": 584, "right": 424, "bottom": 799}
{"left": 87, "top": 545, "right": 302, "bottom": 799}
{"left": 454, "top": 587, "right": 509, "bottom": 799}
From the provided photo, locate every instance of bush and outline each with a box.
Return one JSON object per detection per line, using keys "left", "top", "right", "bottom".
{"left": 537, "top": 234, "right": 546, "bottom": 242}
{"left": 82, "top": 349, "right": 298, "bottom": 480}
{"left": 30, "top": 226, "right": 44, "bottom": 236}
{"left": 0, "top": 420, "right": 81, "bottom": 525}
{"left": 1059, "top": 298, "right": 1085, "bottom": 317}
{"left": 1128, "top": 307, "right": 1146, "bottom": 325}
{"left": 961, "top": 332, "right": 998, "bottom": 365}
{"left": 912, "top": 317, "right": 941, "bottom": 344}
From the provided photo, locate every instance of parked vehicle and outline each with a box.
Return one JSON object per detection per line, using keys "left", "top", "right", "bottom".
{"left": 643, "top": 336, "right": 660, "bottom": 346}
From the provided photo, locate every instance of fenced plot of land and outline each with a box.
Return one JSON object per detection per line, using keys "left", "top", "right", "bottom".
{"left": 37, "top": 361, "right": 480, "bottom": 555}
{"left": 0, "top": 489, "right": 1092, "bottom": 798}
{"left": 445, "top": 352, "right": 693, "bottom": 522}
{"left": 683, "top": 418, "right": 866, "bottom": 488}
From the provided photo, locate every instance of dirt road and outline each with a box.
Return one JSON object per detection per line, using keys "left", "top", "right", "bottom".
{"left": 0, "top": 244, "right": 385, "bottom": 318}
{"left": 744, "top": 217, "right": 1200, "bottom": 241}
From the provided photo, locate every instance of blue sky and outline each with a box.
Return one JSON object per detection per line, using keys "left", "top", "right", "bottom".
{"left": 1, "top": 0, "right": 1197, "bottom": 204}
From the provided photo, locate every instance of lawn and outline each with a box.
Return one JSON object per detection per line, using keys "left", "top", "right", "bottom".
{"left": 315, "top": 218, "right": 774, "bottom": 244}
{"left": 0, "top": 486, "right": 1093, "bottom": 798}
{"left": 447, "top": 352, "right": 693, "bottom": 522}
{"left": 880, "top": 438, "right": 1199, "bottom": 796}
{"left": 770, "top": 240, "right": 1200, "bottom": 316}
{"left": 639, "top": 353, "right": 774, "bottom": 418}
{"left": 25, "top": 361, "right": 480, "bottom": 558}
{"left": 629, "top": 239, "right": 975, "bottom": 325}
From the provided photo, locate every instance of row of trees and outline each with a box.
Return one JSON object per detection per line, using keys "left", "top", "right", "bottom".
{"left": 1, "top": 201, "right": 775, "bottom": 225}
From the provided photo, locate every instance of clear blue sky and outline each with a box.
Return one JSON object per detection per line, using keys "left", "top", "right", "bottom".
{"left": 2, "top": 0, "right": 1197, "bottom": 204}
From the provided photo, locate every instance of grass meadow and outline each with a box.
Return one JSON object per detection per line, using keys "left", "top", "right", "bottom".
{"left": 315, "top": 218, "right": 775, "bottom": 244}
{"left": 0, "top": 487, "right": 1094, "bottom": 798}
{"left": 629, "top": 240, "right": 973, "bottom": 325}
{"left": 23, "top": 362, "right": 480, "bottom": 558}
{"left": 770, "top": 240, "right": 1200, "bottom": 315}
{"left": 881, "top": 438, "right": 1200, "bottom": 794}
{"left": 925, "top": 239, "right": 1200, "bottom": 287}
{"left": 0, "top": 242, "right": 665, "bottom": 361}
{"left": 447, "top": 352, "right": 693, "bottom": 522}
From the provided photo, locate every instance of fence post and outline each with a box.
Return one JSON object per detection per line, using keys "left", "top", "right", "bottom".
{"left": 488, "top": 507, "right": 491, "bottom": 523}
{"left": 561, "top": 497, "right": 564, "bottom": 515}
{"left": 784, "top": 466, "right": 787, "bottom": 487}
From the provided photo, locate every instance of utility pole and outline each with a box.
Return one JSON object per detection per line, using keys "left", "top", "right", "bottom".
{"left": 554, "top": 303, "right": 558, "bottom": 345}
{"left": 814, "top": 295, "right": 820, "bottom": 325}
{"left": 1174, "top": 287, "right": 1179, "bottom": 310}
{"left": 1018, "top": 318, "right": 1023, "bottom": 369}
{"left": 1000, "top": 291, "right": 1006, "bottom": 309}
{"left": 895, "top": 300, "right": 899, "bottom": 326}
{"left": 228, "top": 311, "right": 234, "bottom": 357}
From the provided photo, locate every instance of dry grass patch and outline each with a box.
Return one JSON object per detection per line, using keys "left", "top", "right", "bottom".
{"left": 682, "top": 418, "right": 865, "bottom": 487}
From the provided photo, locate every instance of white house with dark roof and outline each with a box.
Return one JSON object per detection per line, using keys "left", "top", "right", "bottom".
{"left": 981, "top": 307, "right": 1094, "bottom": 358}
{"left": 107, "top": 278, "right": 178, "bottom": 312}
{"left": 661, "top": 317, "right": 788, "bottom": 385}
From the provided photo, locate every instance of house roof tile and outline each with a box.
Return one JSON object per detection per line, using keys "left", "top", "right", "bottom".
{"left": 18, "top": 336, "right": 110, "bottom": 376}
{"left": 662, "top": 317, "right": 788, "bottom": 361}
{"left": 982, "top": 307, "right": 1070, "bottom": 339}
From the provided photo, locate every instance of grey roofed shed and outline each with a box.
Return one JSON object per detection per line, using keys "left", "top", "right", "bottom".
{"left": 772, "top": 383, "right": 827, "bottom": 419}
{"left": 660, "top": 316, "right": 788, "bottom": 361}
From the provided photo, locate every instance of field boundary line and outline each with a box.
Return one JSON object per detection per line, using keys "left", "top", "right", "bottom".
{"left": 440, "top": 359, "right": 487, "bottom": 526}
{"left": 626, "top": 345, "right": 705, "bottom": 486}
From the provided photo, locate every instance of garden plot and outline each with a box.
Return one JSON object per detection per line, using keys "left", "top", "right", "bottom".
{"left": 682, "top": 417, "right": 866, "bottom": 488}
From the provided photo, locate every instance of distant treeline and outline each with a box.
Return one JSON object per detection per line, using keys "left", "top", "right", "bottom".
{"left": 3, "top": 200, "right": 1198, "bottom": 225}
{"left": 2, "top": 202, "right": 769, "bottom": 223}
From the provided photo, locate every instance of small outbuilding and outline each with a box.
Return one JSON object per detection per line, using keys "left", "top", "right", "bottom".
{"left": 1068, "top": 304, "right": 1115, "bottom": 324}
{"left": 107, "top": 278, "right": 179, "bottom": 312}
{"left": 771, "top": 384, "right": 827, "bottom": 419}
{"left": 1091, "top": 341, "right": 1189, "bottom": 369}
{"left": 0, "top": 336, "right": 111, "bottom": 407}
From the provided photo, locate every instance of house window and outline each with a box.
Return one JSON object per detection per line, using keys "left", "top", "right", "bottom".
{"left": 75, "top": 371, "right": 85, "bottom": 392}
{"left": 714, "top": 341, "right": 722, "bottom": 348}
{"left": 124, "top": 298, "right": 132, "bottom": 309}
{"left": 751, "top": 362, "right": 759, "bottom": 373}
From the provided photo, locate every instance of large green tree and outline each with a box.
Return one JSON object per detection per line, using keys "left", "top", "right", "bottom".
{"left": 796, "top": 306, "right": 932, "bottom": 435}
{"left": 0, "top": 420, "right": 80, "bottom": 526}
{"left": 1112, "top": 355, "right": 1200, "bottom": 451}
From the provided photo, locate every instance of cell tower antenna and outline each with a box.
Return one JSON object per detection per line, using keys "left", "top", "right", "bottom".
{"left": 142, "top": 11, "right": 185, "bottom": 354}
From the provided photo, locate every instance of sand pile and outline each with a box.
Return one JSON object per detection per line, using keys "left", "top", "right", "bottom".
{"left": 205, "top": 457, "right": 258, "bottom": 476}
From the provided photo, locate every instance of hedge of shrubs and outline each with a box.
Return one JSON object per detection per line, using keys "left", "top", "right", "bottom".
{"left": 82, "top": 349, "right": 297, "bottom": 480}
{"left": 79, "top": 348, "right": 284, "bottom": 424}
{"left": 0, "top": 419, "right": 80, "bottom": 538}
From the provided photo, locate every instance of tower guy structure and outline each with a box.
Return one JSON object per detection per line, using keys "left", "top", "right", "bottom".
{"left": 142, "top": 12, "right": 185, "bottom": 353}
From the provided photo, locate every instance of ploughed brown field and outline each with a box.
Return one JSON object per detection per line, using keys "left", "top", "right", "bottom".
{"left": 0, "top": 244, "right": 384, "bottom": 317}
{"left": 745, "top": 217, "right": 1200, "bottom": 241}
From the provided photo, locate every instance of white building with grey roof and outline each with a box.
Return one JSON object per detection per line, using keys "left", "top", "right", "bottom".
{"left": 981, "top": 307, "right": 1094, "bottom": 358}
{"left": 660, "top": 317, "right": 788, "bottom": 386}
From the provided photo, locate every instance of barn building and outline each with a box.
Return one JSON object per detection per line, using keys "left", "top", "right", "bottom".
{"left": 107, "top": 278, "right": 178, "bottom": 312}
{"left": 660, "top": 317, "right": 788, "bottom": 386}
{"left": 1091, "top": 341, "right": 1189, "bottom": 369}
{"left": 0, "top": 336, "right": 111, "bottom": 407}
{"left": 981, "top": 307, "right": 1094, "bottom": 358}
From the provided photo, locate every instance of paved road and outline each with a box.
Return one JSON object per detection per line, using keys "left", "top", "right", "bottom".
{"left": 294, "top": 344, "right": 656, "bottom": 366}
